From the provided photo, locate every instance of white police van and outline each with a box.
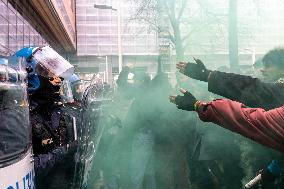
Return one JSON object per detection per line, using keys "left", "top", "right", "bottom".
{"left": 0, "top": 56, "right": 35, "bottom": 189}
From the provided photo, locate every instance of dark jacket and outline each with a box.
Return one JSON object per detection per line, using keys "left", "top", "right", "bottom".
{"left": 207, "top": 71, "right": 284, "bottom": 110}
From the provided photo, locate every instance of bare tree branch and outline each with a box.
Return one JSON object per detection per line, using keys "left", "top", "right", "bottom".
{"left": 177, "top": 0, "right": 188, "bottom": 21}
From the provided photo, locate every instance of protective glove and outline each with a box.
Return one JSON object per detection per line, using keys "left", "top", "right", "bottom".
{"left": 177, "top": 58, "right": 211, "bottom": 82}
{"left": 170, "top": 89, "right": 198, "bottom": 111}
{"left": 67, "top": 140, "right": 79, "bottom": 154}
{"left": 52, "top": 146, "right": 68, "bottom": 157}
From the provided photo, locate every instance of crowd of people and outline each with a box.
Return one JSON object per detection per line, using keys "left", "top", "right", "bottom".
{"left": 2, "top": 45, "right": 284, "bottom": 189}
{"left": 90, "top": 48, "right": 284, "bottom": 189}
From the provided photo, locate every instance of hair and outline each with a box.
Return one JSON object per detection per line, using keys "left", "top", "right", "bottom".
{"left": 262, "top": 48, "right": 284, "bottom": 70}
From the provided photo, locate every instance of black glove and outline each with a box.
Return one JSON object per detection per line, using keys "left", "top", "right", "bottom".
{"left": 52, "top": 146, "right": 68, "bottom": 161}
{"left": 185, "top": 58, "right": 210, "bottom": 82}
{"left": 67, "top": 140, "right": 79, "bottom": 154}
{"left": 175, "top": 91, "right": 197, "bottom": 111}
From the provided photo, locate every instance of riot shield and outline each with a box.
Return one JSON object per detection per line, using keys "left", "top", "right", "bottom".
{"left": 70, "top": 76, "right": 111, "bottom": 189}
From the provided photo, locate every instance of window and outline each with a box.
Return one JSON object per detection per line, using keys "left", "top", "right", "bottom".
{"left": 112, "top": 67, "right": 119, "bottom": 74}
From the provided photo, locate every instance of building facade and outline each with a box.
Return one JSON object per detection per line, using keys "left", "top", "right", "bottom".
{"left": 0, "top": 0, "right": 48, "bottom": 55}
{"left": 1, "top": 0, "right": 76, "bottom": 56}
{"left": 75, "top": 0, "right": 159, "bottom": 83}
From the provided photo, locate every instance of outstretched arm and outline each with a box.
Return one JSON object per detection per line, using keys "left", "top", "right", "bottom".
{"left": 176, "top": 59, "right": 284, "bottom": 110}
{"left": 197, "top": 99, "right": 284, "bottom": 153}
{"left": 207, "top": 71, "right": 284, "bottom": 110}
{"left": 170, "top": 89, "right": 284, "bottom": 153}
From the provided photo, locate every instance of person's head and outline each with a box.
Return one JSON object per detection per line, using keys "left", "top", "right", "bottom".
{"left": 261, "top": 48, "right": 284, "bottom": 82}
{"left": 48, "top": 76, "right": 63, "bottom": 86}
{"left": 69, "top": 74, "right": 83, "bottom": 101}
{"left": 133, "top": 71, "right": 150, "bottom": 88}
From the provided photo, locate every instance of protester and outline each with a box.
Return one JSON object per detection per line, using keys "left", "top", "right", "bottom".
{"left": 170, "top": 91, "right": 284, "bottom": 186}
{"left": 170, "top": 88, "right": 284, "bottom": 153}
{"left": 176, "top": 48, "right": 284, "bottom": 188}
{"left": 170, "top": 88, "right": 283, "bottom": 187}
{"left": 116, "top": 65, "right": 156, "bottom": 189}
{"left": 176, "top": 48, "right": 284, "bottom": 110}
{"left": 114, "top": 61, "right": 196, "bottom": 189}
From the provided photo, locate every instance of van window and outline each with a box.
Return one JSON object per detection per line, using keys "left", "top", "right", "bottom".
{"left": 0, "top": 85, "right": 30, "bottom": 165}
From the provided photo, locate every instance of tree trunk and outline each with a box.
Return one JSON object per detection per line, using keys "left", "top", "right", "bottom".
{"left": 228, "top": 0, "right": 239, "bottom": 71}
{"left": 172, "top": 19, "right": 185, "bottom": 61}
{"left": 175, "top": 38, "right": 185, "bottom": 62}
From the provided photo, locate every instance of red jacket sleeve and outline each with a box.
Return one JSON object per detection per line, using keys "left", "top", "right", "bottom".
{"left": 197, "top": 99, "right": 284, "bottom": 153}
